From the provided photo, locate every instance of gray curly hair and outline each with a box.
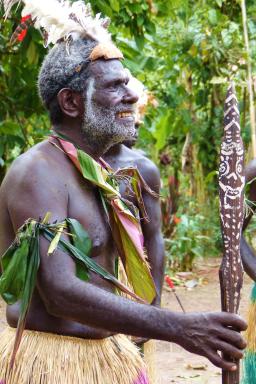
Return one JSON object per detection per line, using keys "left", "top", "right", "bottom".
{"left": 38, "top": 37, "right": 98, "bottom": 123}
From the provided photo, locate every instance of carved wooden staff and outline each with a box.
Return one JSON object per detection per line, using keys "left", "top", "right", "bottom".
{"left": 219, "top": 83, "right": 245, "bottom": 384}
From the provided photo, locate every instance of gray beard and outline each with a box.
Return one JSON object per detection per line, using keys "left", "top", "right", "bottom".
{"left": 81, "top": 83, "right": 135, "bottom": 153}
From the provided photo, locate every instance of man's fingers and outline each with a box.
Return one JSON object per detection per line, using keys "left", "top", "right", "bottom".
{"left": 217, "top": 313, "right": 247, "bottom": 331}
{"left": 218, "top": 328, "right": 247, "bottom": 350}
{"left": 216, "top": 341, "right": 244, "bottom": 360}
{"left": 206, "top": 350, "right": 238, "bottom": 372}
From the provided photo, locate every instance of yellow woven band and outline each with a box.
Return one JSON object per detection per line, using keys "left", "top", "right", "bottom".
{"left": 90, "top": 42, "right": 124, "bottom": 61}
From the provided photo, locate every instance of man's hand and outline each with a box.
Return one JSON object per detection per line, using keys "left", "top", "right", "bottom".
{"left": 174, "top": 312, "right": 247, "bottom": 371}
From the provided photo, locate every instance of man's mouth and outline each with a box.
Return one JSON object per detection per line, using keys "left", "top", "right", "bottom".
{"left": 116, "top": 111, "right": 134, "bottom": 119}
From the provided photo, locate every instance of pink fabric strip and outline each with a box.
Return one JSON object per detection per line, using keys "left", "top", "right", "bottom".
{"left": 134, "top": 370, "right": 149, "bottom": 384}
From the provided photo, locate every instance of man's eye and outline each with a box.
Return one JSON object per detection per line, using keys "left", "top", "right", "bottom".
{"left": 108, "top": 86, "right": 118, "bottom": 92}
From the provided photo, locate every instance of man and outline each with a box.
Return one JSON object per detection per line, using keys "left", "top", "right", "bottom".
{"left": 104, "top": 78, "right": 164, "bottom": 309}
{"left": 0, "top": 2, "right": 247, "bottom": 383}
{"left": 239, "top": 159, "right": 256, "bottom": 384}
{"left": 104, "top": 83, "right": 163, "bottom": 383}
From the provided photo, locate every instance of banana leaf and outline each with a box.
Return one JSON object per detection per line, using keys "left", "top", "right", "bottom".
{"left": 43, "top": 224, "right": 145, "bottom": 303}
{"left": 111, "top": 204, "right": 156, "bottom": 302}
{"left": 0, "top": 216, "right": 147, "bottom": 368}
{"left": 0, "top": 238, "right": 29, "bottom": 304}
{"left": 56, "top": 137, "right": 156, "bottom": 303}
{"left": 77, "top": 149, "right": 118, "bottom": 196}
{"left": 114, "top": 167, "right": 159, "bottom": 222}
{"left": 10, "top": 223, "right": 40, "bottom": 368}
{"left": 67, "top": 218, "right": 92, "bottom": 281}
{"left": 67, "top": 218, "right": 92, "bottom": 255}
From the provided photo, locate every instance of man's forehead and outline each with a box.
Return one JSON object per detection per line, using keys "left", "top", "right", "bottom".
{"left": 89, "top": 59, "right": 127, "bottom": 81}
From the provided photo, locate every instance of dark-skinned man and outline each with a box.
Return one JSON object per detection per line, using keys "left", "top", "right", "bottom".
{"left": 239, "top": 159, "right": 256, "bottom": 384}
{"left": 0, "top": 1, "right": 247, "bottom": 383}
{"left": 104, "top": 78, "right": 163, "bottom": 382}
{"left": 104, "top": 76, "right": 164, "bottom": 309}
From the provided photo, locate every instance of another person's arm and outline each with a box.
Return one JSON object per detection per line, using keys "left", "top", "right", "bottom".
{"left": 241, "top": 160, "right": 256, "bottom": 279}
{"left": 138, "top": 160, "right": 165, "bottom": 306}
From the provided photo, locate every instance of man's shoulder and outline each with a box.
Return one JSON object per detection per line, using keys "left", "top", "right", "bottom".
{"left": 121, "top": 145, "right": 160, "bottom": 193}
{"left": 121, "top": 145, "right": 158, "bottom": 171}
{"left": 1, "top": 141, "right": 66, "bottom": 195}
{"left": 1, "top": 140, "right": 70, "bottom": 228}
{"left": 246, "top": 159, "right": 256, "bottom": 183}
{"left": 6, "top": 141, "right": 56, "bottom": 182}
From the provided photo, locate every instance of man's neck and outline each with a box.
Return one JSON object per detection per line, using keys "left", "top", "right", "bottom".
{"left": 104, "top": 143, "right": 123, "bottom": 157}
{"left": 53, "top": 124, "right": 113, "bottom": 161}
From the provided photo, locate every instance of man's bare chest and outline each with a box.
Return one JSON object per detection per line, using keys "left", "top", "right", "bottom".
{"left": 65, "top": 172, "right": 114, "bottom": 264}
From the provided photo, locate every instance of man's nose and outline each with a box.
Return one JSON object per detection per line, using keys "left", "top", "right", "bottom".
{"left": 123, "top": 87, "right": 139, "bottom": 104}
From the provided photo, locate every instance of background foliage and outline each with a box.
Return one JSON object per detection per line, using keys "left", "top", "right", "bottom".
{"left": 1, "top": 0, "right": 256, "bottom": 270}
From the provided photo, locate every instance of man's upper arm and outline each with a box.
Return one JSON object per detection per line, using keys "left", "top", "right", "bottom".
{"left": 243, "top": 160, "right": 256, "bottom": 230}
{"left": 7, "top": 157, "right": 68, "bottom": 230}
{"left": 136, "top": 158, "right": 162, "bottom": 234}
{"left": 5, "top": 155, "right": 77, "bottom": 309}
{"left": 136, "top": 158, "right": 165, "bottom": 303}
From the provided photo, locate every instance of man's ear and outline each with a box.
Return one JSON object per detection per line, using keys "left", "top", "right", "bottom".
{"left": 57, "top": 88, "right": 84, "bottom": 118}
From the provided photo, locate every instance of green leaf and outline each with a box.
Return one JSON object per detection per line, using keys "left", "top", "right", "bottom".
{"left": 153, "top": 111, "right": 172, "bottom": 151}
{"left": 134, "top": 34, "right": 145, "bottom": 51}
{"left": 0, "top": 221, "right": 41, "bottom": 367}
{"left": 221, "top": 29, "right": 232, "bottom": 48}
{"left": 0, "top": 142, "right": 4, "bottom": 157}
{"left": 0, "top": 121, "right": 22, "bottom": 137}
{"left": 47, "top": 222, "right": 66, "bottom": 255}
{"left": 109, "top": 0, "right": 120, "bottom": 12}
{"left": 210, "top": 76, "right": 228, "bottom": 84}
{"left": 77, "top": 149, "right": 117, "bottom": 196}
{"left": 67, "top": 218, "right": 92, "bottom": 255}
{"left": 26, "top": 41, "right": 38, "bottom": 65}
{"left": 67, "top": 218, "right": 92, "bottom": 281}
{"left": 75, "top": 261, "right": 89, "bottom": 281}
{"left": 96, "top": 0, "right": 113, "bottom": 16}
{"left": 43, "top": 227, "right": 145, "bottom": 303}
{"left": 10, "top": 224, "right": 40, "bottom": 368}
{"left": 0, "top": 238, "right": 30, "bottom": 304}
{"left": 145, "top": 21, "right": 156, "bottom": 35}
{"left": 208, "top": 10, "right": 217, "bottom": 26}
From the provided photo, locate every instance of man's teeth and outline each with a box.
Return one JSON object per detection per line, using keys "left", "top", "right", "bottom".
{"left": 118, "top": 112, "right": 133, "bottom": 118}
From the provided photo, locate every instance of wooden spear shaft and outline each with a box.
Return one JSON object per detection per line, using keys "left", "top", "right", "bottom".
{"left": 219, "top": 83, "right": 245, "bottom": 384}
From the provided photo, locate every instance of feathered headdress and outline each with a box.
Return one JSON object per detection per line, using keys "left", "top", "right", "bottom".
{"left": 1, "top": 0, "right": 123, "bottom": 60}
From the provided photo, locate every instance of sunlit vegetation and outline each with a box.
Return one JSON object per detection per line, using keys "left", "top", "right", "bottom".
{"left": 1, "top": 0, "right": 256, "bottom": 270}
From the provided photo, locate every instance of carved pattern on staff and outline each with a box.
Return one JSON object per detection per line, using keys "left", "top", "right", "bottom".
{"left": 219, "top": 83, "right": 245, "bottom": 384}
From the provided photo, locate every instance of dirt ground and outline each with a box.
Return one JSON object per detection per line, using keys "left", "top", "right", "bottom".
{"left": 156, "top": 260, "right": 252, "bottom": 384}
{"left": 0, "top": 259, "right": 253, "bottom": 384}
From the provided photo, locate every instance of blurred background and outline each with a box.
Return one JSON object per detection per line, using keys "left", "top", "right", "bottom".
{"left": 1, "top": 0, "right": 256, "bottom": 273}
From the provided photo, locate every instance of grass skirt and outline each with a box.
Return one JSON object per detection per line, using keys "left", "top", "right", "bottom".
{"left": 0, "top": 327, "right": 149, "bottom": 384}
{"left": 143, "top": 341, "right": 156, "bottom": 383}
{"left": 242, "top": 283, "right": 256, "bottom": 384}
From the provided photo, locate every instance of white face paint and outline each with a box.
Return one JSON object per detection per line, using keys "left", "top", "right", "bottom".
{"left": 81, "top": 78, "right": 135, "bottom": 149}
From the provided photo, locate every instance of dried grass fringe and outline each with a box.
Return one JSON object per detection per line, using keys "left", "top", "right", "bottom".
{"left": 245, "top": 299, "right": 256, "bottom": 352}
{"left": 242, "top": 285, "right": 256, "bottom": 384}
{"left": 118, "top": 262, "right": 155, "bottom": 383}
{"left": 0, "top": 327, "right": 146, "bottom": 384}
{"left": 143, "top": 341, "right": 156, "bottom": 384}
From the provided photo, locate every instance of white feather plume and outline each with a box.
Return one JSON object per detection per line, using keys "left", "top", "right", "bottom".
{"left": 1, "top": 0, "right": 112, "bottom": 46}
{"left": 1, "top": 0, "right": 21, "bottom": 19}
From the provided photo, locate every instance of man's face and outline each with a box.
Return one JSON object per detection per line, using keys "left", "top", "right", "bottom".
{"left": 122, "top": 122, "right": 140, "bottom": 148}
{"left": 81, "top": 59, "right": 139, "bottom": 146}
